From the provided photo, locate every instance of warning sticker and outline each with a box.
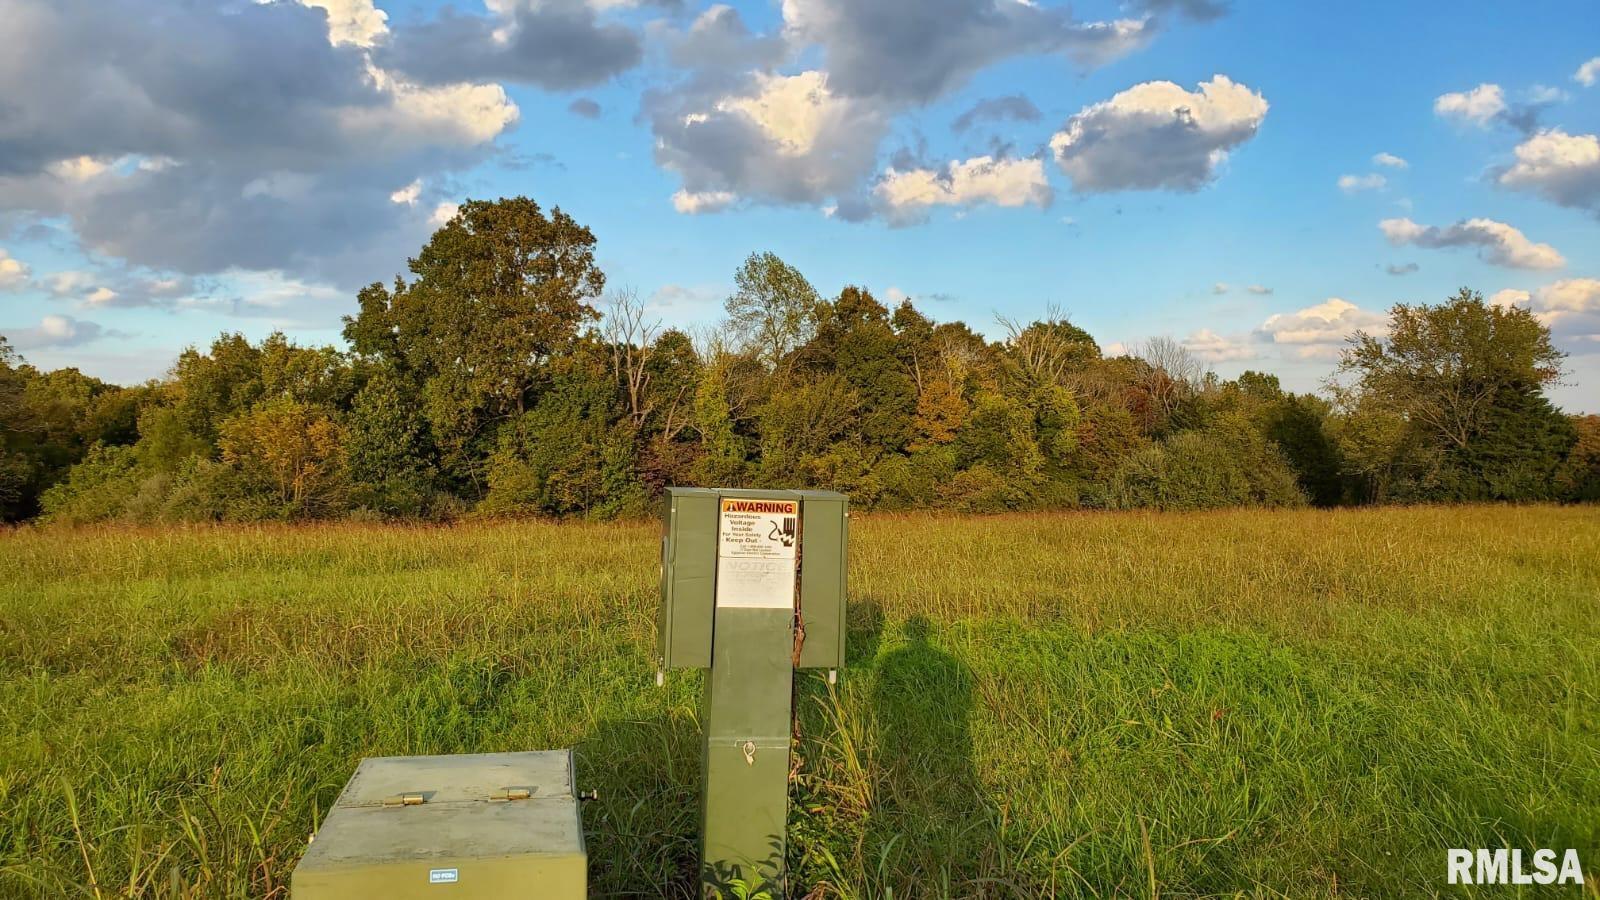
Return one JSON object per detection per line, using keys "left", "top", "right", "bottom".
{"left": 717, "top": 498, "right": 798, "bottom": 560}
{"left": 716, "top": 497, "right": 799, "bottom": 608}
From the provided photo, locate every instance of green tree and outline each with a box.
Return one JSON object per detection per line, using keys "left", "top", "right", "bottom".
{"left": 343, "top": 197, "right": 605, "bottom": 491}
{"left": 345, "top": 367, "right": 436, "bottom": 516}
{"left": 725, "top": 251, "right": 820, "bottom": 371}
{"left": 1336, "top": 289, "right": 1573, "bottom": 501}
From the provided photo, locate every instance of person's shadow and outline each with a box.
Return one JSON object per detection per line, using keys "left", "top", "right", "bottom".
{"left": 867, "top": 615, "right": 989, "bottom": 884}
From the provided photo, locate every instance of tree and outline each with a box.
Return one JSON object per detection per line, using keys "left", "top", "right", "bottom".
{"left": 1338, "top": 289, "right": 1563, "bottom": 451}
{"left": 725, "top": 251, "right": 820, "bottom": 371}
{"left": 342, "top": 197, "right": 605, "bottom": 491}
{"left": 345, "top": 367, "right": 436, "bottom": 516}
{"left": 997, "top": 305, "right": 1100, "bottom": 387}
{"left": 1336, "top": 289, "right": 1573, "bottom": 501}
{"left": 217, "top": 398, "right": 347, "bottom": 518}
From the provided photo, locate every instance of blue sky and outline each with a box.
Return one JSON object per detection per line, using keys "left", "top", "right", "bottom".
{"left": 2, "top": 0, "right": 1597, "bottom": 411}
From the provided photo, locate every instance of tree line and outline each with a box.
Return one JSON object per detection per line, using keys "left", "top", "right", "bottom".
{"left": 3, "top": 196, "right": 1596, "bottom": 525}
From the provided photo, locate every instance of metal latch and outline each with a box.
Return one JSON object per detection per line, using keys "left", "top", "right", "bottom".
{"left": 382, "top": 793, "right": 425, "bottom": 807}
{"left": 489, "top": 788, "right": 532, "bottom": 802}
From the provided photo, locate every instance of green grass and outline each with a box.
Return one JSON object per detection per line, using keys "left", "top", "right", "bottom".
{"left": 1, "top": 505, "right": 1597, "bottom": 897}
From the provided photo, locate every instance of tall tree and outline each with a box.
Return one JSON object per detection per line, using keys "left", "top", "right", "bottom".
{"left": 342, "top": 197, "right": 605, "bottom": 490}
{"left": 1336, "top": 289, "right": 1573, "bottom": 501}
{"left": 724, "top": 251, "right": 820, "bottom": 371}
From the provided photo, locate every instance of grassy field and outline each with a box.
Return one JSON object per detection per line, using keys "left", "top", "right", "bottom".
{"left": 0, "top": 505, "right": 1597, "bottom": 898}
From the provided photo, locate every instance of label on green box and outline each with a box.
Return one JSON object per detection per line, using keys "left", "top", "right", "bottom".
{"left": 716, "top": 497, "right": 798, "bottom": 608}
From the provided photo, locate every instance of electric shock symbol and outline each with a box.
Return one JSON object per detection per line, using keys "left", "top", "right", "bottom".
{"left": 769, "top": 516, "right": 797, "bottom": 547}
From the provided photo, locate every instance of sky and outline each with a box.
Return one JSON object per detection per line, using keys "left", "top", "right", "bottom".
{"left": 1, "top": 0, "right": 1597, "bottom": 412}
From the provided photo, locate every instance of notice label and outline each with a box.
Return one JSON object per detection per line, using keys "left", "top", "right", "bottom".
{"left": 429, "top": 868, "right": 459, "bottom": 884}
{"left": 716, "top": 497, "right": 799, "bottom": 608}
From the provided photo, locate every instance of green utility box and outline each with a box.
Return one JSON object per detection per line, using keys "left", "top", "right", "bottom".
{"left": 658, "top": 487, "right": 848, "bottom": 671}
{"left": 291, "top": 750, "right": 585, "bottom": 899}
{"left": 657, "top": 487, "right": 848, "bottom": 890}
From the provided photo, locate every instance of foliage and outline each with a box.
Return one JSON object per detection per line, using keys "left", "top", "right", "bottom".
{"left": 10, "top": 205, "right": 1596, "bottom": 523}
{"left": 1335, "top": 290, "right": 1578, "bottom": 503}
{"left": 725, "top": 250, "right": 820, "bottom": 371}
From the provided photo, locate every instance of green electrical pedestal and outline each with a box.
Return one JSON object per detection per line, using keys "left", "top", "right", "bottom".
{"left": 658, "top": 488, "right": 848, "bottom": 893}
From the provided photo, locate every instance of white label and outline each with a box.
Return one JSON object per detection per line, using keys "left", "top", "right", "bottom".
{"left": 716, "top": 498, "right": 799, "bottom": 608}
{"left": 429, "top": 868, "right": 459, "bottom": 884}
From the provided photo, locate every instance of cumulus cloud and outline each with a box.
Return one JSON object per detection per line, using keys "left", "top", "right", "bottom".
{"left": 1434, "top": 83, "right": 1505, "bottom": 126}
{"left": 672, "top": 189, "right": 738, "bottom": 214}
{"left": 1246, "top": 284, "right": 1272, "bottom": 295}
{"left": 1256, "top": 298, "right": 1386, "bottom": 360}
{"left": 1183, "top": 327, "right": 1254, "bottom": 362}
{"left": 0, "top": 249, "right": 31, "bottom": 290}
{"left": 2, "top": 314, "right": 119, "bottom": 350}
{"left": 1338, "top": 173, "right": 1385, "bottom": 193}
{"left": 378, "top": 0, "right": 642, "bottom": 91}
{"left": 1496, "top": 129, "right": 1600, "bottom": 215}
{"left": 1490, "top": 288, "right": 1531, "bottom": 308}
{"left": 873, "top": 155, "right": 1052, "bottom": 224}
{"left": 780, "top": 0, "right": 1152, "bottom": 105}
{"left": 568, "top": 97, "right": 602, "bottom": 119}
{"left": 1378, "top": 217, "right": 1565, "bottom": 270}
{"left": 1433, "top": 82, "right": 1558, "bottom": 134}
{"left": 389, "top": 179, "right": 422, "bottom": 206}
{"left": 1497, "top": 279, "right": 1600, "bottom": 350}
{"left": 666, "top": 4, "right": 787, "bottom": 72}
{"left": 1212, "top": 282, "right": 1229, "bottom": 294}
{"left": 647, "top": 68, "right": 891, "bottom": 213}
{"left": 39, "top": 266, "right": 197, "bottom": 309}
{"left": 1575, "top": 57, "right": 1600, "bottom": 88}
{"left": 298, "top": 0, "right": 389, "bottom": 48}
{"left": 951, "top": 95, "right": 1042, "bottom": 132}
{"left": 0, "top": 0, "right": 518, "bottom": 286}
{"left": 1373, "top": 152, "right": 1408, "bottom": 169}
{"left": 1049, "top": 75, "right": 1268, "bottom": 193}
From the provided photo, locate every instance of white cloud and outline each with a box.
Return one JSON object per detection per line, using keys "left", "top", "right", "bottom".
{"left": 1510, "top": 278, "right": 1600, "bottom": 350}
{"left": 389, "top": 179, "right": 421, "bottom": 206}
{"left": 1496, "top": 128, "right": 1600, "bottom": 214}
{"left": 672, "top": 189, "right": 738, "bottom": 214}
{"left": 1575, "top": 57, "right": 1600, "bottom": 88}
{"left": 352, "top": 64, "right": 519, "bottom": 149}
{"left": 1434, "top": 83, "right": 1506, "bottom": 127}
{"left": 650, "top": 68, "right": 890, "bottom": 214}
{"left": 47, "top": 156, "right": 111, "bottom": 182}
{"left": 1257, "top": 297, "right": 1386, "bottom": 360}
{"left": 1338, "top": 173, "right": 1386, "bottom": 193}
{"left": 298, "top": 0, "right": 389, "bottom": 47}
{"left": 1489, "top": 288, "right": 1531, "bottom": 308}
{"left": 1050, "top": 75, "right": 1269, "bottom": 193}
{"left": 84, "top": 287, "right": 118, "bottom": 306}
{"left": 45, "top": 271, "right": 97, "bottom": 297}
{"left": 1246, "top": 284, "right": 1272, "bottom": 295}
{"left": 0, "top": 250, "right": 30, "bottom": 290}
{"left": 1372, "top": 152, "right": 1408, "bottom": 169}
{"left": 719, "top": 70, "right": 842, "bottom": 157}
{"left": 428, "top": 202, "right": 460, "bottom": 227}
{"left": 874, "top": 155, "right": 1051, "bottom": 223}
{"left": 1183, "top": 327, "right": 1254, "bottom": 361}
{"left": 1212, "top": 282, "right": 1229, "bottom": 294}
{"left": 885, "top": 287, "right": 911, "bottom": 306}
{"left": 2, "top": 314, "right": 113, "bottom": 350}
{"left": 1378, "top": 217, "right": 1565, "bottom": 270}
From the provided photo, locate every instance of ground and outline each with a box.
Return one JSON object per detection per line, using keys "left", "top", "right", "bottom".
{"left": 1, "top": 506, "right": 1597, "bottom": 897}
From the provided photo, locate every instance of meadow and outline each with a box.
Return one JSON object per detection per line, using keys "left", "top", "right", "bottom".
{"left": 0, "top": 505, "right": 1597, "bottom": 898}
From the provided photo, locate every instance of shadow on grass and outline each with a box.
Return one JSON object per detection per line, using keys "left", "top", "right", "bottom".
{"left": 866, "top": 615, "right": 992, "bottom": 886}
